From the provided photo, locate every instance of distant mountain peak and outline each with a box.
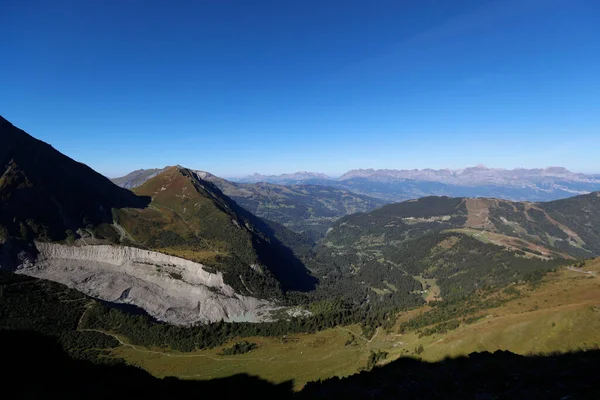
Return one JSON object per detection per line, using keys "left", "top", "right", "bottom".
{"left": 544, "top": 166, "right": 571, "bottom": 174}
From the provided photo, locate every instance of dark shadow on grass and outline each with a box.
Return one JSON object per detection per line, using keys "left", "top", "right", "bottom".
{"left": 3, "top": 328, "right": 599, "bottom": 399}
{"left": 1, "top": 330, "right": 294, "bottom": 399}
{"left": 301, "top": 348, "right": 600, "bottom": 399}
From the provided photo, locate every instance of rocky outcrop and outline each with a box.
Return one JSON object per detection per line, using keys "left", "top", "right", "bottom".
{"left": 11, "top": 242, "right": 274, "bottom": 325}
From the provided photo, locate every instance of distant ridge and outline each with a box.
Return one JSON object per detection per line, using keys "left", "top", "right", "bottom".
{"left": 337, "top": 165, "right": 592, "bottom": 182}
{"left": 230, "top": 166, "right": 600, "bottom": 202}
{"left": 236, "top": 171, "right": 332, "bottom": 184}
{"left": 111, "top": 168, "right": 165, "bottom": 189}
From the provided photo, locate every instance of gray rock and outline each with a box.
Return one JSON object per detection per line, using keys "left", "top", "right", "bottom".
{"left": 12, "top": 242, "right": 274, "bottom": 326}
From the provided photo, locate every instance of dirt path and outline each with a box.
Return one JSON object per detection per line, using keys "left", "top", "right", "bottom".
{"left": 112, "top": 222, "right": 133, "bottom": 242}
{"left": 338, "top": 326, "right": 379, "bottom": 343}
{"left": 76, "top": 301, "right": 95, "bottom": 329}
{"left": 567, "top": 267, "right": 598, "bottom": 276}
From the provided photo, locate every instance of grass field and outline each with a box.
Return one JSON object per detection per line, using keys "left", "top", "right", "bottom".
{"left": 443, "top": 228, "right": 558, "bottom": 258}
{"left": 107, "top": 259, "right": 600, "bottom": 390}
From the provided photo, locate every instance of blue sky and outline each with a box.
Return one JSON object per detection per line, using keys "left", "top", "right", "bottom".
{"left": 2, "top": 0, "right": 599, "bottom": 178}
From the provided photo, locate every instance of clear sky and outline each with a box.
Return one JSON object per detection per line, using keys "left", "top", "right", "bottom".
{"left": 2, "top": 0, "right": 599, "bottom": 178}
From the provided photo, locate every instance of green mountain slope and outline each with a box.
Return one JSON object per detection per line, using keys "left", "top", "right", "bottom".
{"left": 4, "top": 266, "right": 599, "bottom": 398}
{"left": 4, "top": 260, "right": 598, "bottom": 397}
{"left": 310, "top": 194, "right": 600, "bottom": 302}
{"left": 114, "top": 166, "right": 316, "bottom": 294}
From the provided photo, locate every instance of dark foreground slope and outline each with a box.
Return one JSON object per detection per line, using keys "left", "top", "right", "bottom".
{"left": 300, "top": 349, "right": 600, "bottom": 399}
{"left": 3, "top": 329, "right": 598, "bottom": 399}
{"left": 2, "top": 260, "right": 599, "bottom": 398}
{"left": 0, "top": 116, "right": 150, "bottom": 242}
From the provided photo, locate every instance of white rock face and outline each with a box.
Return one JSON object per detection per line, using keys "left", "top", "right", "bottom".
{"left": 14, "top": 242, "right": 273, "bottom": 325}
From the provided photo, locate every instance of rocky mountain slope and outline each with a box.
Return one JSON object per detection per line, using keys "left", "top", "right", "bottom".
{"left": 236, "top": 166, "right": 600, "bottom": 202}
{"left": 18, "top": 242, "right": 272, "bottom": 325}
{"left": 309, "top": 193, "right": 600, "bottom": 302}
{"left": 113, "top": 169, "right": 386, "bottom": 238}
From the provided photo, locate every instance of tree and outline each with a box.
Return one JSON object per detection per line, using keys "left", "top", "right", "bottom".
{"left": 415, "top": 344, "right": 424, "bottom": 355}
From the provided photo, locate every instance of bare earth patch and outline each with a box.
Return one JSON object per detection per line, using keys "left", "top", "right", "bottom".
{"left": 464, "top": 198, "right": 495, "bottom": 230}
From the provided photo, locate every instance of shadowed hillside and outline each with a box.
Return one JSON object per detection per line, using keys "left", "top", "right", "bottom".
{"left": 0, "top": 330, "right": 293, "bottom": 399}
{"left": 300, "top": 349, "right": 600, "bottom": 399}
{"left": 0, "top": 116, "right": 150, "bottom": 242}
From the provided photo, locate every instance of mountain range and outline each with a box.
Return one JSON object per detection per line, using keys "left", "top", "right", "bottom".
{"left": 234, "top": 166, "right": 600, "bottom": 202}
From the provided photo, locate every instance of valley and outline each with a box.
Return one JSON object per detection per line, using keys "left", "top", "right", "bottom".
{"left": 1, "top": 116, "right": 599, "bottom": 396}
{"left": 111, "top": 261, "right": 600, "bottom": 389}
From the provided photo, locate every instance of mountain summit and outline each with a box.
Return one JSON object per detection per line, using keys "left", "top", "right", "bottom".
{"left": 115, "top": 165, "right": 317, "bottom": 293}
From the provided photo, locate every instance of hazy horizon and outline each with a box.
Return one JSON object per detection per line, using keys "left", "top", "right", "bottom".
{"left": 105, "top": 163, "right": 600, "bottom": 180}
